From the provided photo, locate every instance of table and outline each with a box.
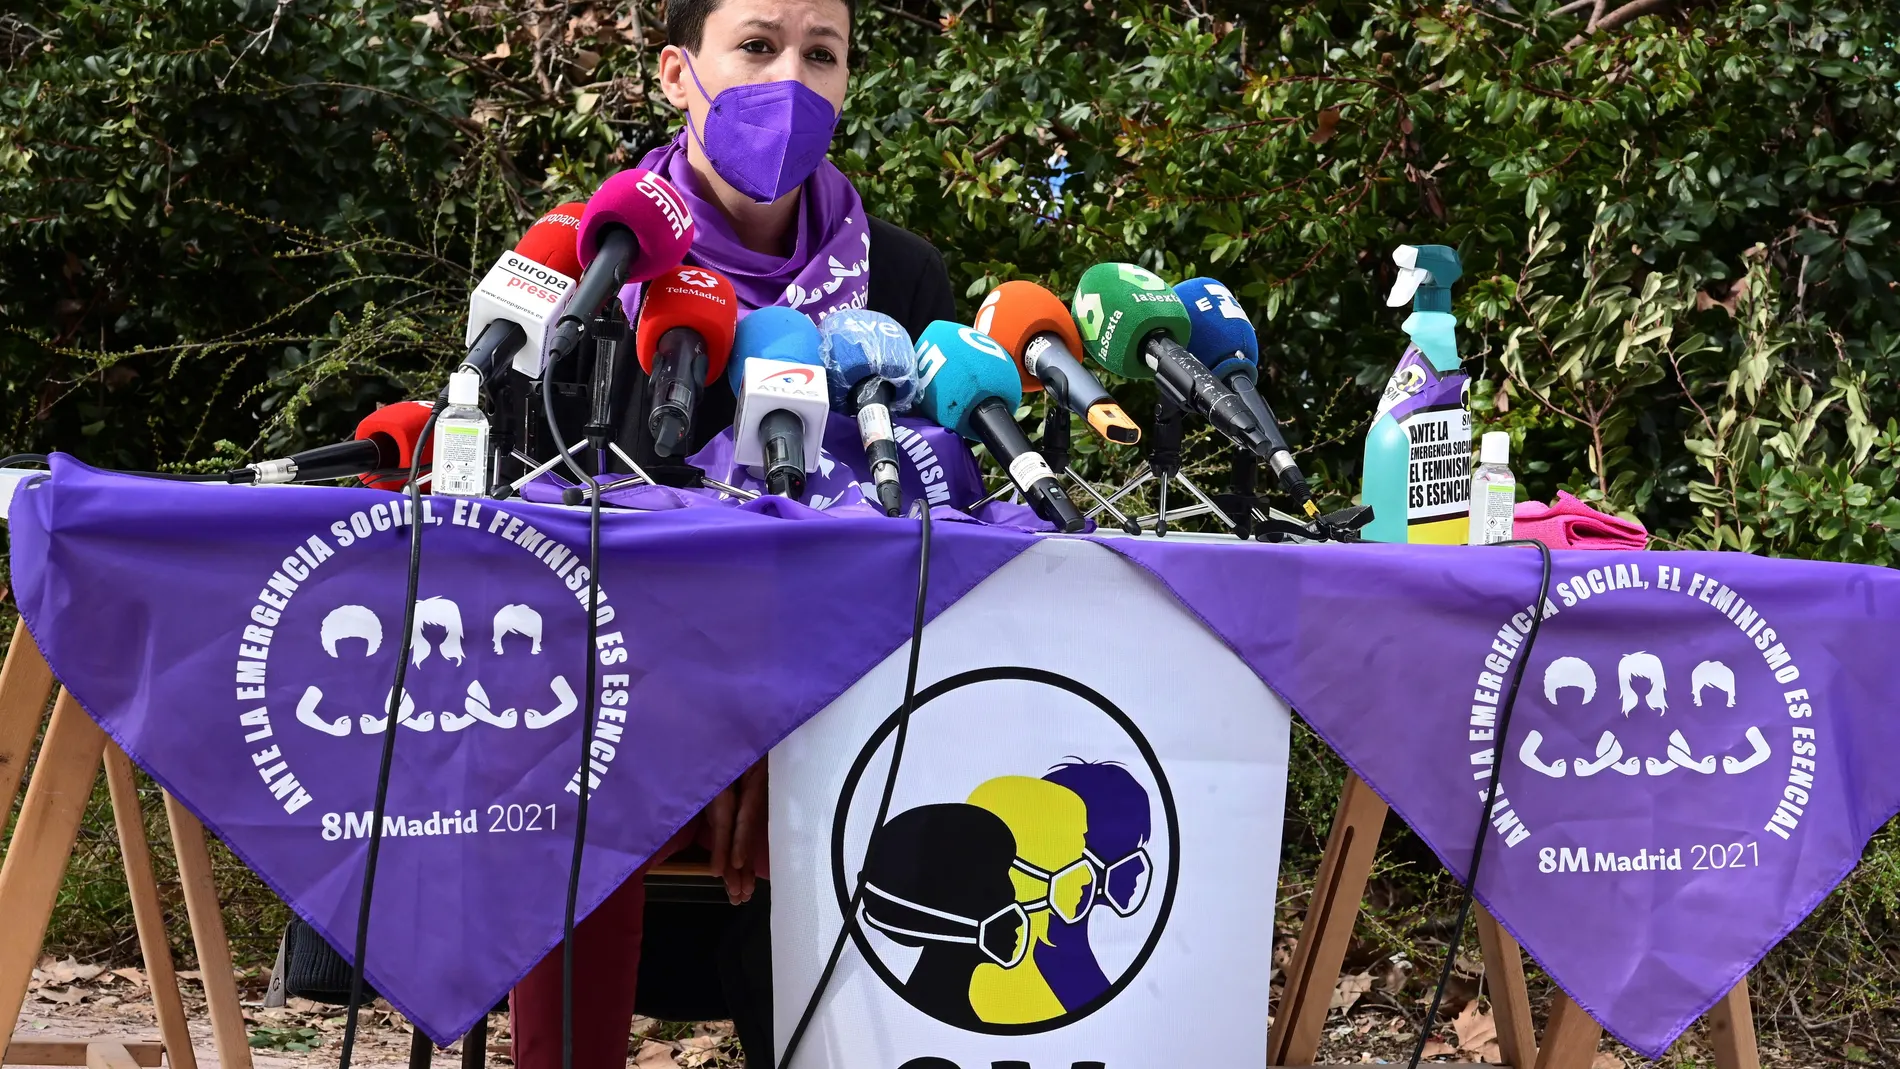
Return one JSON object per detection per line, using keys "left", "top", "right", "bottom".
{"left": 9, "top": 457, "right": 1900, "bottom": 1063}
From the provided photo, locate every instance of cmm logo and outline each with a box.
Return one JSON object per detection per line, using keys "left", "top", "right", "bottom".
{"left": 831, "top": 668, "right": 1178, "bottom": 1034}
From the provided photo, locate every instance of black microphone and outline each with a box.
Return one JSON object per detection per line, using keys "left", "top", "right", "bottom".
{"left": 229, "top": 402, "right": 435, "bottom": 486}
{"left": 635, "top": 268, "right": 739, "bottom": 457}
{"left": 547, "top": 169, "right": 697, "bottom": 371}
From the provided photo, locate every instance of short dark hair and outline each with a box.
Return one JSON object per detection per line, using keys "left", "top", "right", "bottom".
{"left": 666, "top": 0, "right": 857, "bottom": 52}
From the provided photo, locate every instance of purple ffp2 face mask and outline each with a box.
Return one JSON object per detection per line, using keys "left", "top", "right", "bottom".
{"left": 682, "top": 50, "right": 840, "bottom": 204}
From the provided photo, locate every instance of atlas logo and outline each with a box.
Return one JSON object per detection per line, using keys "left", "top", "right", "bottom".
{"left": 774, "top": 367, "right": 818, "bottom": 386}
{"left": 833, "top": 668, "right": 1178, "bottom": 1035}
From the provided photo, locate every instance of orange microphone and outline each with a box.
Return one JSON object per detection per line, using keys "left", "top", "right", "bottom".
{"left": 635, "top": 266, "right": 738, "bottom": 456}
{"left": 974, "top": 280, "right": 1140, "bottom": 445}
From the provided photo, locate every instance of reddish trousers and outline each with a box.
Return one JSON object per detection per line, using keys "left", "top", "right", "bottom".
{"left": 508, "top": 823, "right": 696, "bottom": 1069}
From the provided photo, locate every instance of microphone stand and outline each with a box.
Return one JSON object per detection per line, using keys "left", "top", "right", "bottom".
{"left": 1229, "top": 447, "right": 1258, "bottom": 541}
{"left": 1098, "top": 398, "right": 1235, "bottom": 537}
{"left": 1041, "top": 401, "right": 1140, "bottom": 536}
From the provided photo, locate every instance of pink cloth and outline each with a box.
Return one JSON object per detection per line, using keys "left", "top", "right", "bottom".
{"left": 1513, "top": 490, "right": 1648, "bottom": 550}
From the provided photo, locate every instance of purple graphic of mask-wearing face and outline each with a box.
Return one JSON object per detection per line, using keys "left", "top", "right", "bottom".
{"left": 1037, "top": 760, "right": 1154, "bottom": 1012}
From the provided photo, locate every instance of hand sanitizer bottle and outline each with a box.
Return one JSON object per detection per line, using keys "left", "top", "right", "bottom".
{"left": 432, "top": 370, "right": 489, "bottom": 497}
{"left": 1468, "top": 431, "right": 1515, "bottom": 545}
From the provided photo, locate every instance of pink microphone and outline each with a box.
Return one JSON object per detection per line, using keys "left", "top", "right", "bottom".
{"left": 542, "top": 169, "right": 697, "bottom": 372}
{"left": 576, "top": 168, "right": 695, "bottom": 284}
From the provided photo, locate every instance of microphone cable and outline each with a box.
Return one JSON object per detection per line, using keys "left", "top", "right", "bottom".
{"left": 540, "top": 327, "right": 606, "bottom": 1069}
{"left": 778, "top": 500, "right": 934, "bottom": 1069}
{"left": 338, "top": 406, "right": 443, "bottom": 1069}
{"left": 1406, "top": 537, "right": 1553, "bottom": 1069}
{"left": 0, "top": 453, "right": 227, "bottom": 483}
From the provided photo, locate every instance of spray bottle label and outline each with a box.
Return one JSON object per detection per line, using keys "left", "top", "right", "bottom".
{"left": 1377, "top": 346, "right": 1472, "bottom": 543}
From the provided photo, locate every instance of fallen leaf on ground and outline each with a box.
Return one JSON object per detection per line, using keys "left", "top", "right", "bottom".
{"left": 632, "top": 1040, "right": 678, "bottom": 1068}
{"left": 1330, "top": 970, "right": 1374, "bottom": 1012}
{"left": 1453, "top": 1000, "right": 1498, "bottom": 1054}
{"left": 1420, "top": 1038, "right": 1458, "bottom": 1058}
{"left": 1591, "top": 1053, "right": 1625, "bottom": 1069}
{"left": 112, "top": 968, "right": 146, "bottom": 986}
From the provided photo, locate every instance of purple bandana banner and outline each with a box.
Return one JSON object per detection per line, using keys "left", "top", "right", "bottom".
{"left": 1109, "top": 537, "right": 1900, "bottom": 1056}
{"left": 5, "top": 458, "right": 1032, "bottom": 1043}
{"left": 8, "top": 457, "right": 1900, "bottom": 1056}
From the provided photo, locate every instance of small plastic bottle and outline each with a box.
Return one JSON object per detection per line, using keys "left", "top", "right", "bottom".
{"left": 1468, "top": 431, "right": 1516, "bottom": 546}
{"left": 432, "top": 370, "right": 489, "bottom": 497}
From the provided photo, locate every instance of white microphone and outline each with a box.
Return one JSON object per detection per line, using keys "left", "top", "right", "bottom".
{"left": 734, "top": 358, "right": 830, "bottom": 499}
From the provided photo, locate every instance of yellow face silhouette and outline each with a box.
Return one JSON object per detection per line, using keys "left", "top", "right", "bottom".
{"left": 964, "top": 776, "right": 1089, "bottom": 1024}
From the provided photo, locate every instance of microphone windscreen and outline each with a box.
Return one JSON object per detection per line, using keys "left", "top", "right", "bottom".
{"left": 577, "top": 169, "right": 695, "bottom": 284}
{"left": 1070, "top": 262, "right": 1191, "bottom": 380}
{"left": 636, "top": 266, "right": 738, "bottom": 383}
{"left": 513, "top": 201, "right": 587, "bottom": 279}
{"left": 973, "top": 280, "right": 1084, "bottom": 394}
{"left": 817, "top": 309, "right": 921, "bottom": 412}
{"left": 728, "top": 306, "right": 823, "bottom": 393}
{"left": 353, "top": 400, "right": 436, "bottom": 491}
{"left": 913, "top": 320, "right": 1022, "bottom": 440}
{"left": 1173, "top": 277, "right": 1260, "bottom": 372}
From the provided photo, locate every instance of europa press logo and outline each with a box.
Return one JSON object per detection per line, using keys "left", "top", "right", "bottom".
{"left": 1460, "top": 561, "right": 1817, "bottom": 875}
{"left": 227, "top": 496, "right": 630, "bottom": 836}
{"left": 830, "top": 668, "right": 1179, "bottom": 1034}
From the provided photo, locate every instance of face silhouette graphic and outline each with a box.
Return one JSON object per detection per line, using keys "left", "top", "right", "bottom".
{"left": 1037, "top": 760, "right": 1154, "bottom": 1011}
{"left": 857, "top": 803, "right": 1023, "bottom": 1029}
{"left": 964, "top": 775, "right": 1091, "bottom": 1025}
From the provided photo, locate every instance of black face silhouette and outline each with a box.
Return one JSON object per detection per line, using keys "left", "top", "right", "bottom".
{"left": 858, "top": 802, "right": 1020, "bottom": 1028}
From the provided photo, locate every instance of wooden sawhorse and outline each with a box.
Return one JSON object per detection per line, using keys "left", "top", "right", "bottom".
{"left": 1268, "top": 772, "right": 1761, "bottom": 1068}
{"left": 0, "top": 627, "right": 252, "bottom": 1069}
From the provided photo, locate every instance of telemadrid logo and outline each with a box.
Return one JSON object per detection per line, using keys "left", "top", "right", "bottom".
{"left": 830, "top": 667, "right": 1179, "bottom": 1035}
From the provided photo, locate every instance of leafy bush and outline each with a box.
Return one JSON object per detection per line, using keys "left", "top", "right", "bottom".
{"left": 4, "top": 0, "right": 1899, "bottom": 1051}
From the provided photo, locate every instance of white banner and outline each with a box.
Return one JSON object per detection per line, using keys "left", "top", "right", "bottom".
{"left": 770, "top": 538, "right": 1291, "bottom": 1069}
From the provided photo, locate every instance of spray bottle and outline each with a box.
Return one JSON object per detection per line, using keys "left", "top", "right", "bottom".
{"left": 1361, "top": 245, "right": 1470, "bottom": 544}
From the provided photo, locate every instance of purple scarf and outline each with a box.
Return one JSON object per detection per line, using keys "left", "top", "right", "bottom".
{"left": 619, "top": 132, "right": 871, "bottom": 322}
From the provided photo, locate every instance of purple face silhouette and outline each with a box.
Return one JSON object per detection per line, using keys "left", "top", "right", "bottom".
{"left": 1036, "top": 760, "right": 1154, "bottom": 1011}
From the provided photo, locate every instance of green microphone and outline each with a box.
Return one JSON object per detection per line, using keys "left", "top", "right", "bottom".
{"left": 1071, "top": 263, "right": 1273, "bottom": 456}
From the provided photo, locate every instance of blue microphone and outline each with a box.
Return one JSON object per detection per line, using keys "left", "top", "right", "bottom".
{"left": 914, "top": 321, "right": 1083, "bottom": 531}
{"left": 1174, "top": 278, "right": 1316, "bottom": 516}
{"left": 818, "top": 310, "right": 920, "bottom": 516}
{"left": 728, "top": 306, "right": 821, "bottom": 393}
{"left": 728, "top": 307, "right": 827, "bottom": 498}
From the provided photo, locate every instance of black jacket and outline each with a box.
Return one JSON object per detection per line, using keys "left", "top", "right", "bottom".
{"left": 689, "top": 216, "right": 956, "bottom": 448}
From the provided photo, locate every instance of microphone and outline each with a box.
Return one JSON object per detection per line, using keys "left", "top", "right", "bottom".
{"left": 460, "top": 202, "right": 590, "bottom": 387}
{"left": 544, "top": 169, "right": 697, "bottom": 375}
{"left": 635, "top": 266, "right": 737, "bottom": 456}
{"left": 230, "top": 401, "right": 434, "bottom": 489}
{"left": 1173, "top": 277, "right": 1319, "bottom": 517}
{"left": 914, "top": 321, "right": 1085, "bottom": 532}
{"left": 974, "top": 281, "right": 1140, "bottom": 445}
{"left": 729, "top": 310, "right": 829, "bottom": 498}
{"left": 817, "top": 309, "right": 920, "bottom": 517}
{"left": 1070, "top": 263, "right": 1272, "bottom": 457}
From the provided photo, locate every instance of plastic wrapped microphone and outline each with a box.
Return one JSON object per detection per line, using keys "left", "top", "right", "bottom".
{"left": 818, "top": 310, "right": 921, "bottom": 516}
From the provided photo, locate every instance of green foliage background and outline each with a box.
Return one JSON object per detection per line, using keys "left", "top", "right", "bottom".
{"left": 3, "top": 0, "right": 1897, "bottom": 1055}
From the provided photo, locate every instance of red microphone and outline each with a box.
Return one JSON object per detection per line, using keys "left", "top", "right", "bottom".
{"left": 515, "top": 202, "right": 586, "bottom": 279}
{"left": 228, "top": 401, "right": 435, "bottom": 489}
{"left": 635, "top": 266, "right": 737, "bottom": 456}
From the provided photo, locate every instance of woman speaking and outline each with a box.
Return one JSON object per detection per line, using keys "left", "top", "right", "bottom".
{"left": 509, "top": 1, "right": 956, "bottom": 1065}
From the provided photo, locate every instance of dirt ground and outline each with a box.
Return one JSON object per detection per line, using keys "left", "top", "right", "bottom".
{"left": 6, "top": 954, "right": 1874, "bottom": 1067}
